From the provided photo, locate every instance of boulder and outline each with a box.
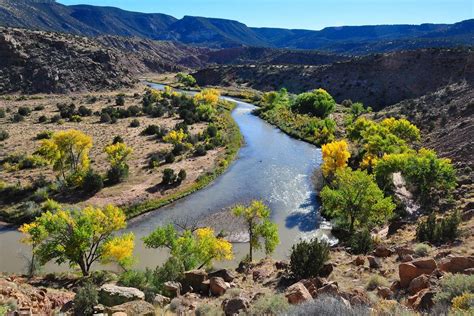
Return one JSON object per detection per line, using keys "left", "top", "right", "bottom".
{"left": 252, "top": 268, "right": 271, "bottom": 281}
{"left": 164, "top": 281, "right": 181, "bottom": 298}
{"left": 222, "top": 297, "right": 250, "bottom": 316}
{"left": 208, "top": 269, "right": 236, "bottom": 282}
{"left": 463, "top": 268, "right": 474, "bottom": 275}
{"left": 396, "top": 247, "right": 415, "bottom": 257}
{"left": 377, "top": 286, "right": 393, "bottom": 299}
{"left": 368, "top": 256, "right": 381, "bottom": 269}
{"left": 319, "top": 263, "right": 334, "bottom": 277}
{"left": 347, "top": 288, "right": 371, "bottom": 306}
{"left": 300, "top": 278, "right": 323, "bottom": 297}
{"left": 99, "top": 284, "right": 144, "bottom": 307}
{"left": 374, "top": 245, "right": 394, "bottom": 258}
{"left": 318, "top": 282, "right": 339, "bottom": 296}
{"left": 285, "top": 282, "right": 313, "bottom": 305}
{"left": 354, "top": 256, "right": 365, "bottom": 266}
{"left": 107, "top": 300, "right": 155, "bottom": 316}
{"left": 438, "top": 256, "right": 474, "bottom": 274}
{"left": 399, "top": 258, "right": 437, "bottom": 288}
{"left": 408, "top": 275, "right": 430, "bottom": 295}
{"left": 400, "top": 254, "right": 414, "bottom": 262}
{"left": 409, "top": 289, "right": 435, "bottom": 311}
{"left": 183, "top": 270, "right": 208, "bottom": 293}
{"left": 152, "top": 294, "right": 170, "bottom": 307}
{"left": 210, "top": 277, "right": 229, "bottom": 297}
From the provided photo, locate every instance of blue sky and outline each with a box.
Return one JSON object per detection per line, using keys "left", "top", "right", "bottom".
{"left": 58, "top": 0, "right": 473, "bottom": 30}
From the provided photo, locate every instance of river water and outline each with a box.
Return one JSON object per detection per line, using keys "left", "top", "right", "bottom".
{"left": 0, "top": 83, "right": 333, "bottom": 273}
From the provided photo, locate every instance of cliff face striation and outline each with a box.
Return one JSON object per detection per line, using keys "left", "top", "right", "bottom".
{"left": 194, "top": 48, "right": 474, "bottom": 109}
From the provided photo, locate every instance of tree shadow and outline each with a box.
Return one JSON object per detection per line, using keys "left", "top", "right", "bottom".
{"left": 285, "top": 192, "right": 322, "bottom": 232}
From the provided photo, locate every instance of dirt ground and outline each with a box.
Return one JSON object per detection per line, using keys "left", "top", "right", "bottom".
{"left": 0, "top": 83, "right": 227, "bottom": 210}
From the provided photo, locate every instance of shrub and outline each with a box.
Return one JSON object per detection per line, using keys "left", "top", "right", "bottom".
{"left": 82, "top": 170, "right": 103, "bottom": 194}
{"left": 195, "top": 304, "right": 222, "bottom": 316}
{"left": 434, "top": 274, "right": 474, "bottom": 305}
{"left": 34, "top": 105, "right": 45, "bottom": 111}
{"left": 172, "top": 143, "right": 186, "bottom": 156}
{"left": 194, "top": 145, "right": 207, "bottom": 156}
{"left": 416, "top": 211, "right": 460, "bottom": 243}
{"left": 247, "top": 294, "right": 290, "bottom": 315}
{"left": 107, "top": 165, "right": 129, "bottom": 185}
{"left": 78, "top": 105, "right": 92, "bottom": 116}
{"left": 36, "top": 131, "right": 53, "bottom": 140}
{"left": 0, "top": 108, "right": 5, "bottom": 118}
{"left": 177, "top": 169, "right": 186, "bottom": 183}
{"left": 366, "top": 275, "right": 389, "bottom": 291}
{"left": 130, "top": 119, "right": 140, "bottom": 127}
{"left": 162, "top": 169, "right": 177, "bottom": 185}
{"left": 292, "top": 88, "right": 336, "bottom": 118}
{"left": 113, "top": 136, "right": 124, "bottom": 144}
{"left": 116, "top": 94, "right": 125, "bottom": 106}
{"left": 141, "top": 125, "right": 162, "bottom": 136}
{"left": 451, "top": 293, "right": 474, "bottom": 311}
{"left": 18, "top": 106, "right": 31, "bottom": 116}
{"left": 38, "top": 115, "right": 48, "bottom": 123}
{"left": 50, "top": 114, "right": 61, "bottom": 123}
{"left": 289, "top": 238, "right": 329, "bottom": 279}
{"left": 118, "top": 270, "right": 148, "bottom": 290}
{"left": 127, "top": 105, "right": 141, "bottom": 117}
{"left": 207, "top": 125, "right": 218, "bottom": 138}
{"left": 165, "top": 152, "right": 175, "bottom": 164}
{"left": 57, "top": 103, "right": 76, "bottom": 119}
{"left": 73, "top": 281, "right": 98, "bottom": 316}
{"left": 349, "top": 229, "right": 374, "bottom": 254}
{"left": 69, "top": 115, "right": 82, "bottom": 122}
{"left": 414, "top": 243, "right": 431, "bottom": 257}
{"left": 100, "top": 113, "right": 112, "bottom": 123}
{"left": 18, "top": 155, "right": 48, "bottom": 169}
{"left": 11, "top": 113, "right": 25, "bottom": 122}
{"left": 0, "top": 129, "right": 9, "bottom": 141}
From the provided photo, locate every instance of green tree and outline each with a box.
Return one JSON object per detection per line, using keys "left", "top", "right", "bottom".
{"left": 176, "top": 73, "right": 197, "bottom": 87}
{"left": 19, "top": 204, "right": 135, "bottom": 276}
{"left": 292, "top": 88, "right": 336, "bottom": 118}
{"left": 143, "top": 225, "right": 233, "bottom": 270}
{"left": 232, "top": 200, "right": 280, "bottom": 262}
{"left": 321, "top": 168, "right": 395, "bottom": 233}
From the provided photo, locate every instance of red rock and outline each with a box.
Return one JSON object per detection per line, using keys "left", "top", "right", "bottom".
{"left": 408, "top": 275, "right": 430, "bottom": 295}
{"left": 209, "top": 277, "right": 229, "bottom": 297}
{"left": 354, "top": 256, "right": 365, "bottom": 266}
{"left": 412, "top": 289, "right": 435, "bottom": 311}
{"left": 222, "top": 297, "right": 249, "bottom": 316}
{"left": 438, "top": 256, "right": 474, "bottom": 274}
{"left": 285, "top": 282, "right": 312, "bottom": 305}
{"left": 317, "top": 282, "right": 339, "bottom": 296}
{"left": 374, "top": 245, "right": 394, "bottom": 258}
{"left": 368, "top": 256, "right": 381, "bottom": 269}
{"left": 399, "top": 258, "right": 436, "bottom": 288}
{"left": 377, "top": 286, "right": 393, "bottom": 299}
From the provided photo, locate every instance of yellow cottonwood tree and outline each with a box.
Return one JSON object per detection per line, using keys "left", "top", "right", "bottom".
{"left": 163, "top": 129, "right": 187, "bottom": 144}
{"left": 19, "top": 204, "right": 134, "bottom": 276}
{"left": 194, "top": 89, "right": 220, "bottom": 106}
{"left": 321, "top": 140, "right": 351, "bottom": 178}
{"left": 36, "top": 129, "right": 92, "bottom": 185}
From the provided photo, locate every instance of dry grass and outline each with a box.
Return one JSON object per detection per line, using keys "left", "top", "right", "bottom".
{"left": 0, "top": 84, "right": 229, "bottom": 214}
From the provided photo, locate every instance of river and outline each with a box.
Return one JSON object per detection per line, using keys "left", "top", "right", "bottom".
{"left": 0, "top": 83, "right": 333, "bottom": 273}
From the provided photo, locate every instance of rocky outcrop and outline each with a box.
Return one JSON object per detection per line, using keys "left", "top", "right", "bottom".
{"left": 99, "top": 284, "right": 145, "bottom": 307}
{"left": 285, "top": 282, "right": 313, "bottom": 304}
{"left": 438, "top": 256, "right": 474, "bottom": 274}
{"left": 222, "top": 296, "right": 250, "bottom": 316}
{"left": 0, "top": 277, "right": 74, "bottom": 315}
{"left": 399, "top": 258, "right": 437, "bottom": 288}
{"left": 209, "top": 277, "right": 229, "bottom": 297}
{"left": 106, "top": 300, "right": 155, "bottom": 316}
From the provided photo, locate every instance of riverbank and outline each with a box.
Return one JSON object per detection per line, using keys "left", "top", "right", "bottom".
{"left": 0, "top": 83, "right": 242, "bottom": 225}
{"left": 124, "top": 99, "right": 242, "bottom": 219}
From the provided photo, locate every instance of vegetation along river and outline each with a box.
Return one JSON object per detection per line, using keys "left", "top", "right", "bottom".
{"left": 0, "top": 83, "right": 334, "bottom": 273}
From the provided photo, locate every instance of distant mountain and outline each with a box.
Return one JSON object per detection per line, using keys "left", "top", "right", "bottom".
{"left": 0, "top": 0, "right": 473, "bottom": 53}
